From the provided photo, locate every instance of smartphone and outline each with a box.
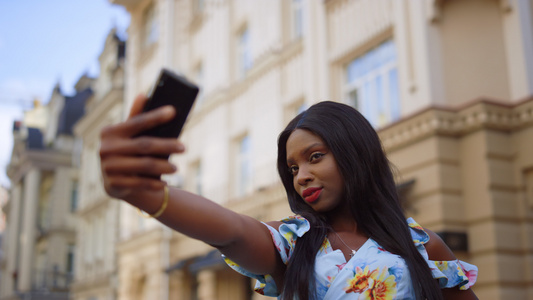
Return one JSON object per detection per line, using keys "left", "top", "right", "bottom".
{"left": 135, "top": 68, "right": 199, "bottom": 141}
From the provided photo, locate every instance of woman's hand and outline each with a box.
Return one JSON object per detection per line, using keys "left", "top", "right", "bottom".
{"left": 99, "top": 95, "right": 284, "bottom": 278}
{"left": 99, "top": 94, "right": 185, "bottom": 206}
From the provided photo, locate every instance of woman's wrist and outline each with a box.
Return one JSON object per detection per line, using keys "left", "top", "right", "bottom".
{"left": 137, "top": 185, "right": 169, "bottom": 218}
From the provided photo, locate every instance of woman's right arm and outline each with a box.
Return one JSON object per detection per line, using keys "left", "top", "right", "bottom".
{"left": 99, "top": 94, "right": 285, "bottom": 277}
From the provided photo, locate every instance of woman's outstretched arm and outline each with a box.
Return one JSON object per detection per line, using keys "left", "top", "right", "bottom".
{"left": 99, "top": 94, "right": 284, "bottom": 277}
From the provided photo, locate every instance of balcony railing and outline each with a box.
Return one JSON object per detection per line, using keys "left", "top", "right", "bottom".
{"left": 32, "top": 265, "right": 73, "bottom": 292}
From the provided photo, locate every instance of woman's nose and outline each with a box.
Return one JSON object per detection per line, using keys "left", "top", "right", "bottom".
{"left": 297, "top": 166, "right": 313, "bottom": 186}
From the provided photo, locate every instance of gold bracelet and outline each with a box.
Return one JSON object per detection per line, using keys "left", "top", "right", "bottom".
{"left": 137, "top": 185, "right": 169, "bottom": 219}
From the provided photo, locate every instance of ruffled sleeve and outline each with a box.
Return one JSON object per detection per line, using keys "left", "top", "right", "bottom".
{"left": 224, "top": 216, "right": 310, "bottom": 296}
{"left": 407, "top": 217, "right": 478, "bottom": 290}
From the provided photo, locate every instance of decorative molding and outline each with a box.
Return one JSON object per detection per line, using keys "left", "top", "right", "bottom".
{"left": 188, "top": 39, "right": 304, "bottom": 126}
{"left": 379, "top": 97, "right": 533, "bottom": 152}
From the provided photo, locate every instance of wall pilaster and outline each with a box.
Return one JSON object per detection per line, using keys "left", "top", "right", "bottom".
{"left": 1, "top": 183, "right": 22, "bottom": 297}
{"left": 197, "top": 269, "right": 216, "bottom": 300}
{"left": 18, "top": 169, "right": 41, "bottom": 291}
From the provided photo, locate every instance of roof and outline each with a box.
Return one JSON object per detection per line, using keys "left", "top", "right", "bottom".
{"left": 56, "top": 87, "right": 93, "bottom": 136}
{"left": 26, "top": 127, "right": 44, "bottom": 149}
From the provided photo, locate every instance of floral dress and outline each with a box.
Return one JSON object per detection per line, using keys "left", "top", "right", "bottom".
{"left": 225, "top": 216, "right": 478, "bottom": 299}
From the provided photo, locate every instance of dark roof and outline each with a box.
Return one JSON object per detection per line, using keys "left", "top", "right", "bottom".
{"left": 26, "top": 127, "right": 44, "bottom": 149}
{"left": 57, "top": 87, "right": 92, "bottom": 135}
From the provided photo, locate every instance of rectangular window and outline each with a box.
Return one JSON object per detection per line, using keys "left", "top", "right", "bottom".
{"left": 70, "top": 181, "right": 78, "bottom": 212}
{"left": 194, "top": 62, "right": 204, "bottom": 104}
{"left": 236, "top": 135, "right": 253, "bottom": 196}
{"left": 525, "top": 169, "right": 533, "bottom": 208}
{"left": 194, "top": 0, "right": 205, "bottom": 13}
{"left": 142, "top": 3, "right": 158, "bottom": 49}
{"left": 291, "top": 0, "right": 303, "bottom": 39}
{"left": 191, "top": 161, "right": 203, "bottom": 196}
{"left": 66, "top": 244, "right": 75, "bottom": 274}
{"left": 237, "top": 27, "right": 252, "bottom": 79}
{"left": 344, "top": 39, "right": 400, "bottom": 128}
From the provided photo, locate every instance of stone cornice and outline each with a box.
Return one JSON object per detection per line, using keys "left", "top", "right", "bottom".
{"left": 71, "top": 273, "right": 114, "bottom": 294}
{"left": 378, "top": 97, "right": 533, "bottom": 152}
{"left": 75, "top": 194, "right": 114, "bottom": 218}
{"left": 7, "top": 149, "right": 73, "bottom": 184}
{"left": 116, "top": 226, "right": 166, "bottom": 254}
{"left": 188, "top": 39, "right": 304, "bottom": 127}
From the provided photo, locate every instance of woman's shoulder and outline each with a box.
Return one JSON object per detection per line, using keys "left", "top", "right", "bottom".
{"left": 406, "top": 217, "right": 478, "bottom": 290}
{"left": 265, "top": 215, "right": 311, "bottom": 240}
{"left": 406, "top": 217, "right": 459, "bottom": 260}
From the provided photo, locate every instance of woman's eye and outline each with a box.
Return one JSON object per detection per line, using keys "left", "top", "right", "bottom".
{"left": 289, "top": 166, "right": 299, "bottom": 175}
{"left": 310, "top": 152, "right": 324, "bottom": 162}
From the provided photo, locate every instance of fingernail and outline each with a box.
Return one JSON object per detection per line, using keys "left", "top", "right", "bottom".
{"left": 162, "top": 106, "right": 174, "bottom": 115}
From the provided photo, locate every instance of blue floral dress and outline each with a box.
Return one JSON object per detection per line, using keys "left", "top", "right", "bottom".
{"left": 225, "top": 216, "right": 478, "bottom": 299}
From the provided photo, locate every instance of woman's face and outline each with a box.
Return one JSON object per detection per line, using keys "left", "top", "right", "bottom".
{"left": 285, "top": 129, "right": 345, "bottom": 213}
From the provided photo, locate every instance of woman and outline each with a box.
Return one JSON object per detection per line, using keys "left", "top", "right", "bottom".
{"left": 100, "top": 96, "right": 478, "bottom": 299}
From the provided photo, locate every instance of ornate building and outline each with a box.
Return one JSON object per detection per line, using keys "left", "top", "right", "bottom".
{"left": 70, "top": 28, "right": 126, "bottom": 300}
{"left": 3, "top": 0, "right": 530, "bottom": 299}
{"left": 107, "top": 0, "right": 533, "bottom": 299}
{"left": 0, "top": 77, "right": 93, "bottom": 300}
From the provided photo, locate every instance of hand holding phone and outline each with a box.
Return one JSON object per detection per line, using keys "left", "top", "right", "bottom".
{"left": 135, "top": 68, "right": 199, "bottom": 140}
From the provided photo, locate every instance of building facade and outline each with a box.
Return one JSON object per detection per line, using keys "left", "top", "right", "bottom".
{"left": 0, "top": 77, "right": 93, "bottom": 300}
{"left": 70, "top": 29, "right": 126, "bottom": 300}
{"left": 108, "top": 0, "right": 533, "bottom": 299}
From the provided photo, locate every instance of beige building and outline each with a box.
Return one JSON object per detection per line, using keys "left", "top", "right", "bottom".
{"left": 70, "top": 29, "right": 126, "bottom": 300}
{"left": 0, "top": 77, "right": 94, "bottom": 300}
{"left": 108, "top": 0, "right": 533, "bottom": 299}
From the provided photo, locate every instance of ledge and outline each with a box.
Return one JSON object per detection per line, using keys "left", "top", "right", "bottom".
{"left": 378, "top": 97, "right": 533, "bottom": 151}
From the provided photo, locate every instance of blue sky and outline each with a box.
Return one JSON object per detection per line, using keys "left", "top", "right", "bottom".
{"left": 0, "top": 0, "right": 130, "bottom": 187}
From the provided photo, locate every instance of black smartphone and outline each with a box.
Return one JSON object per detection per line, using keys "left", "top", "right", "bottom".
{"left": 135, "top": 68, "right": 199, "bottom": 141}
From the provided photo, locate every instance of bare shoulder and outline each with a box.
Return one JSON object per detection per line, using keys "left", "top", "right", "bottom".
{"left": 266, "top": 220, "right": 283, "bottom": 230}
{"left": 424, "top": 228, "right": 479, "bottom": 300}
{"left": 423, "top": 227, "right": 457, "bottom": 261}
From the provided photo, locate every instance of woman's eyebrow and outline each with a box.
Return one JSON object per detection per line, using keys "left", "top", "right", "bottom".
{"left": 300, "top": 142, "right": 322, "bottom": 156}
{"left": 286, "top": 142, "right": 324, "bottom": 164}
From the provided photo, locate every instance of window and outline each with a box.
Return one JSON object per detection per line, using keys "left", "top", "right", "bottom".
{"left": 66, "top": 244, "right": 75, "bottom": 275}
{"left": 191, "top": 161, "right": 203, "bottom": 196}
{"left": 236, "top": 135, "right": 252, "bottom": 196}
{"left": 237, "top": 27, "right": 252, "bottom": 79}
{"left": 344, "top": 40, "right": 400, "bottom": 128}
{"left": 194, "top": 0, "right": 205, "bottom": 13}
{"left": 142, "top": 3, "right": 159, "bottom": 49}
{"left": 194, "top": 62, "right": 204, "bottom": 104}
{"left": 284, "top": 100, "right": 307, "bottom": 124}
{"left": 291, "top": 0, "right": 303, "bottom": 39}
{"left": 525, "top": 168, "right": 533, "bottom": 208}
{"left": 70, "top": 181, "right": 78, "bottom": 212}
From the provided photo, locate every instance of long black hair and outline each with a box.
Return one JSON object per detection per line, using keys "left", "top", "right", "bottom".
{"left": 276, "top": 101, "right": 442, "bottom": 300}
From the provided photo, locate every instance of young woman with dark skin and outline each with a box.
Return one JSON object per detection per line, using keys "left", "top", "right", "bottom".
{"left": 99, "top": 94, "right": 478, "bottom": 299}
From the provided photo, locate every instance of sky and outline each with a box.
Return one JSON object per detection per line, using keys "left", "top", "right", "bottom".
{"left": 0, "top": 1, "right": 131, "bottom": 187}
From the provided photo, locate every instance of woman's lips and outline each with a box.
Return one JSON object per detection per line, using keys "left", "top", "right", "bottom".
{"left": 303, "top": 187, "right": 322, "bottom": 203}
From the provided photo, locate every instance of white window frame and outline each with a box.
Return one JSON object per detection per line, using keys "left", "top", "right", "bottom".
{"left": 237, "top": 27, "right": 252, "bottom": 79}
{"left": 235, "top": 135, "right": 253, "bottom": 197}
{"left": 291, "top": 0, "right": 304, "bottom": 39}
{"left": 142, "top": 2, "right": 159, "bottom": 49}
{"left": 343, "top": 40, "right": 400, "bottom": 128}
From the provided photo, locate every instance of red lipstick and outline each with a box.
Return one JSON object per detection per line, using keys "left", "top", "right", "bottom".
{"left": 302, "top": 187, "right": 322, "bottom": 203}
